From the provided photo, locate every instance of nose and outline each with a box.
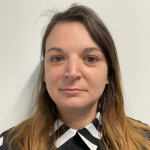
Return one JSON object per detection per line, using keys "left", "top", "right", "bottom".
{"left": 65, "top": 58, "right": 81, "bottom": 80}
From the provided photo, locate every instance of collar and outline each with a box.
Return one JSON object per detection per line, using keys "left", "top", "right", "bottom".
{"left": 51, "top": 110, "right": 102, "bottom": 150}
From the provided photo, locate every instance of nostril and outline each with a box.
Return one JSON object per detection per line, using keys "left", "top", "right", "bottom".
{"left": 64, "top": 71, "right": 81, "bottom": 80}
{"left": 64, "top": 60, "right": 81, "bottom": 79}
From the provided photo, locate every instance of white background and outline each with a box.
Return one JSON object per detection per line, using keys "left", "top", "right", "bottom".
{"left": 0, "top": 0, "right": 150, "bottom": 133}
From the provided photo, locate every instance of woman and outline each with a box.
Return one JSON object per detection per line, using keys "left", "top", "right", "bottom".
{"left": 0, "top": 4, "right": 150, "bottom": 150}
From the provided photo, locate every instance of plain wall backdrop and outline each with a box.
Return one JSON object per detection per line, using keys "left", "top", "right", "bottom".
{"left": 0, "top": 0, "right": 150, "bottom": 133}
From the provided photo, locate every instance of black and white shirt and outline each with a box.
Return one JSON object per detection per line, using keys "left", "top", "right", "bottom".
{"left": 0, "top": 110, "right": 105, "bottom": 150}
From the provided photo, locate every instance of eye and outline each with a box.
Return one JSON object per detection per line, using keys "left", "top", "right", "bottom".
{"left": 84, "top": 56, "right": 98, "bottom": 63}
{"left": 51, "top": 56, "right": 64, "bottom": 62}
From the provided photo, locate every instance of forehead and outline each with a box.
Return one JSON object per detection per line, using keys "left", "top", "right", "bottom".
{"left": 50, "top": 21, "right": 89, "bottom": 36}
{"left": 45, "top": 21, "right": 99, "bottom": 52}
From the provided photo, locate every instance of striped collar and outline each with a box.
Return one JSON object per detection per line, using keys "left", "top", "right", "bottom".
{"left": 51, "top": 111, "right": 103, "bottom": 150}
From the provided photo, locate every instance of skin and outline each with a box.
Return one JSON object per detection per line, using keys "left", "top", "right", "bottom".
{"left": 44, "top": 22, "right": 109, "bottom": 129}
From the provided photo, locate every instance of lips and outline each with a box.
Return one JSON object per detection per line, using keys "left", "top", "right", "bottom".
{"left": 64, "top": 88, "right": 81, "bottom": 91}
{"left": 60, "top": 88, "right": 84, "bottom": 94}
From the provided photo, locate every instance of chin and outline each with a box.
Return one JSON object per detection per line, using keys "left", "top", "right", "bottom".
{"left": 63, "top": 102, "right": 94, "bottom": 110}
{"left": 55, "top": 97, "right": 97, "bottom": 110}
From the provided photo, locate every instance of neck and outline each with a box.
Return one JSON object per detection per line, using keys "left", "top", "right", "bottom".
{"left": 57, "top": 104, "right": 97, "bottom": 130}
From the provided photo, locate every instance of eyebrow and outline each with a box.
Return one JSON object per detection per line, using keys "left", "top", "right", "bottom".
{"left": 83, "top": 47, "right": 102, "bottom": 53}
{"left": 46, "top": 47, "right": 102, "bottom": 54}
{"left": 46, "top": 47, "right": 63, "bottom": 53}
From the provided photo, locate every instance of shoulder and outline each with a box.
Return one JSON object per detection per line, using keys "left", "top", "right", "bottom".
{"left": 0, "top": 127, "right": 14, "bottom": 150}
{"left": 128, "top": 117, "right": 150, "bottom": 139}
{"left": 127, "top": 117, "right": 149, "bottom": 126}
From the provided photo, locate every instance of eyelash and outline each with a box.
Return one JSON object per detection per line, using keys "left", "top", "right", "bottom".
{"left": 51, "top": 56, "right": 64, "bottom": 62}
{"left": 51, "top": 56, "right": 98, "bottom": 63}
{"left": 84, "top": 56, "right": 98, "bottom": 62}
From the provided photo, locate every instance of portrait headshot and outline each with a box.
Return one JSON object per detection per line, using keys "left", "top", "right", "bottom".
{"left": 0, "top": 0, "right": 150, "bottom": 150}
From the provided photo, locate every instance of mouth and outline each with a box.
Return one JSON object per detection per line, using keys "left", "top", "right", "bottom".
{"left": 60, "top": 88, "right": 84, "bottom": 94}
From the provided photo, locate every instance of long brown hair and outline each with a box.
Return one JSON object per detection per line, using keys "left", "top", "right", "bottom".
{"left": 8, "top": 4, "right": 150, "bottom": 150}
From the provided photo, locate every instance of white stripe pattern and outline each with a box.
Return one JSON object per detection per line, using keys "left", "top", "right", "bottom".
{"left": 78, "top": 132, "right": 97, "bottom": 150}
{"left": 50, "top": 119, "right": 64, "bottom": 136}
{"left": 56, "top": 128, "right": 77, "bottom": 148}
{"left": 0, "top": 111, "right": 102, "bottom": 149}
{"left": 0, "top": 136, "right": 3, "bottom": 146}
{"left": 54, "top": 119, "right": 64, "bottom": 131}
{"left": 85, "top": 123, "right": 102, "bottom": 139}
{"left": 54, "top": 111, "right": 102, "bottom": 149}
{"left": 96, "top": 112, "right": 102, "bottom": 124}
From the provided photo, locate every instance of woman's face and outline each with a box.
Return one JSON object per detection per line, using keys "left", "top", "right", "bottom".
{"left": 44, "top": 21, "right": 109, "bottom": 111}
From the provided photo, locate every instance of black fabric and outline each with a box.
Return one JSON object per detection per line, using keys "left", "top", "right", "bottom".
{"left": 0, "top": 111, "right": 103, "bottom": 150}
{"left": 78, "top": 128, "right": 100, "bottom": 146}
{"left": 67, "top": 132, "right": 90, "bottom": 150}
{"left": 52, "top": 111, "right": 102, "bottom": 150}
{"left": 0, "top": 129, "right": 12, "bottom": 150}
{"left": 57, "top": 137, "right": 74, "bottom": 150}
{"left": 1, "top": 118, "right": 150, "bottom": 150}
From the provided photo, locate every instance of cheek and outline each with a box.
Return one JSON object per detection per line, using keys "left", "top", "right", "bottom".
{"left": 45, "top": 67, "right": 64, "bottom": 87}
{"left": 85, "top": 67, "right": 108, "bottom": 81}
{"left": 86, "top": 68, "right": 108, "bottom": 90}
